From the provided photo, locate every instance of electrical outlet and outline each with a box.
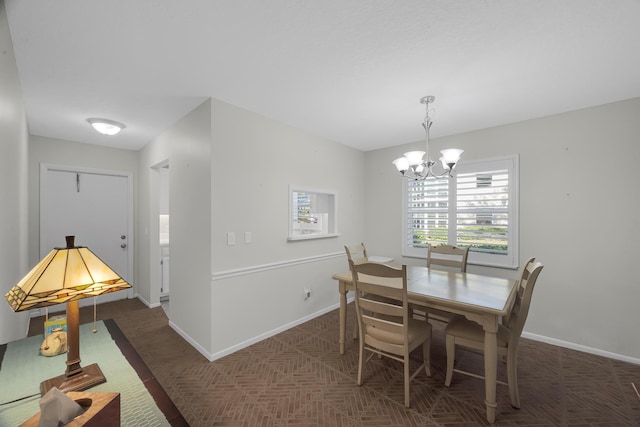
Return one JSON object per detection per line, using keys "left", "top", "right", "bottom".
{"left": 304, "top": 288, "right": 311, "bottom": 300}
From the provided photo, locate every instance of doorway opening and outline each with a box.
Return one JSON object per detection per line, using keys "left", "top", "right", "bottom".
{"left": 154, "top": 160, "right": 170, "bottom": 314}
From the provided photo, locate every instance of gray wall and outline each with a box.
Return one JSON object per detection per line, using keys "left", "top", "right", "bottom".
{"left": 365, "top": 97, "right": 640, "bottom": 361}
{"left": 0, "top": 0, "right": 30, "bottom": 344}
{"left": 137, "top": 99, "right": 213, "bottom": 354}
{"left": 210, "top": 98, "right": 366, "bottom": 270}
{"left": 208, "top": 99, "right": 366, "bottom": 358}
{"left": 134, "top": 98, "right": 366, "bottom": 360}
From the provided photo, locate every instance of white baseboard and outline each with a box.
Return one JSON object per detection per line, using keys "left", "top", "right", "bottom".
{"left": 522, "top": 331, "right": 640, "bottom": 366}
{"left": 207, "top": 302, "right": 342, "bottom": 362}
{"left": 136, "top": 294, "right": 161, "bottom": 309}
{"left": 156, "top": 293, "right": 639, "bottom": 367}
{"left": 167, "top": 301, "right": 343, "bottom": 362}
{"left": 168, "top": 319, "right": 214, "bottom": 361}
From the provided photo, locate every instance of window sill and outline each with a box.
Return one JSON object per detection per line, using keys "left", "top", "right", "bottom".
{"left": 287, "top": 233, "right": 341, "bottom": 242}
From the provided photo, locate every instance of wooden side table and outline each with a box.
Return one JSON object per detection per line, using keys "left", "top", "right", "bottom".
{"left": 20, "top": 391, "right": 120, "bottom": 427}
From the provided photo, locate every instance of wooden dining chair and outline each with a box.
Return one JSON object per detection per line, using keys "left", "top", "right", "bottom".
{"left": 444, "top": 258, "right": 544, "bottom": 409}
{"left": 345, "top": 242, "right": 395, "bottom": 340}
{"left": 349, "top": 260, "right": 432, "bottom": 408}
{"left": 345, "top": 243, "right": 369, "bottom": 340}
{"left": 427, "top": 244, "right": 470, "bottom": 272}
{"left": 414, "top": 244, "right": 470, "bottom": 322}
{"left": 344, "top": 242, "right": 368, "bottom": 264}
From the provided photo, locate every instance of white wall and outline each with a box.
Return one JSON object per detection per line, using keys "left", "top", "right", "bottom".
{"left": 0, "top": 0, "right": 29, "bottom": 343}
{"left": 138, "top": 99, "right": 212, "bottom": 353}
{"left": 365, "top": 97, "right": 640, "bottom": 361}
{"left": 136, "top": 129, "right": 172, "bottom": 308}
{"left": 209, "top": 98, "right": 365, "bottom": 359}
{"left": 159, "top": 167, "right": 169, "bottom": 215}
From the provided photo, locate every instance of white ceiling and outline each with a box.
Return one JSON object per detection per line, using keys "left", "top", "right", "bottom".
{"left": 5, "top": 1, "right": 640, "bottom": 152}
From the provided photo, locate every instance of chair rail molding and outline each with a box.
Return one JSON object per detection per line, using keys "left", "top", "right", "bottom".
{"left": 212, "top": 251, "right": 344, "bottom": 281}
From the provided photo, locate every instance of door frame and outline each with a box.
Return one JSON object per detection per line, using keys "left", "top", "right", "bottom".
{"left": 149, "top": 159, "right": 170, "bottom": 308}
{"left": 40, "top": 163, "right": 134, "bottom": 299}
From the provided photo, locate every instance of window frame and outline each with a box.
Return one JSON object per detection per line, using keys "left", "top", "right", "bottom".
{"left": 288, "top": 185, "right": 339, "bottom": 241}
{"left": 400, "top": 154, "right": 519, "bottom": 269}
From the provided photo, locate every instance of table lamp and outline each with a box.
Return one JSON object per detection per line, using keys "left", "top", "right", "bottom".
{"left": 4, "top": 236, "right": 131, "bottom": 395}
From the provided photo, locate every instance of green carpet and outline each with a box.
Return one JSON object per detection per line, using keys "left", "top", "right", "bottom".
{"left": 0, "top": 321, "right": 170, "bottom": 426}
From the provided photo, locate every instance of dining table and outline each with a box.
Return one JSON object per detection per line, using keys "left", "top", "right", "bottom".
{"left": 332, "top": 265, "right": 518, "bottom": 424}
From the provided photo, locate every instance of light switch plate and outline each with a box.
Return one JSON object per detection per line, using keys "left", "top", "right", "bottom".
{"left": 244, "top": 231, "right": 252, "bottom": 244}
{"left": 227, "top": 232, "right": 235, "bottom": 246}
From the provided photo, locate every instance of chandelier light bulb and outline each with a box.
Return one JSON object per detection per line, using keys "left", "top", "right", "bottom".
{"left": 440, "top": 148, "right": 464, "bottom": 169}
{"left": 392, "top": 157, "right": 410, "bottom": 173}
{"left": 404, "top": 151, "right": 426, "bottom": 167}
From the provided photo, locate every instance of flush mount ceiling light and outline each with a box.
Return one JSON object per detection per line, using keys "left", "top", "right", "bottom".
{"left": 87, "top": 118, "right": 125, "bottom": 136}
{"left": 392, "top": 96, "right": 463, "bottom": 180}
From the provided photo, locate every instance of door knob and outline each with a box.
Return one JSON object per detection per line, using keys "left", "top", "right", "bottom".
{"left": 121, "top": 235, "right": 126, "bottom": 239}
{"left": 121, "top": 243, "right": 127, "bottom": 248}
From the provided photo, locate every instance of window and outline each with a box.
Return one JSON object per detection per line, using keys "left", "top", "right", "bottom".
{"left": 288, "top": 186, "right": 339, "bottom": 240}
{"left": 402, "top": 155, "right": 519, "bottom": 268}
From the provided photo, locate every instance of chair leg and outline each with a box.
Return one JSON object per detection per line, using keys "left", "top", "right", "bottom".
{"left": 507, "top": 345, "right": 520, "bottom": 408}
{"left": 444, "top": 334, "right": 455, "bottom": 387}
{"left": 422, "top": 339, "right": 431, "bottom": 377}
{"left": 357, "top": 339, "right": 365, "bottom": 386}
{"left": 404, "top": 357, "right": 411, "bottom": 408}
{"left": 352, "top": 296, "right": 361, "bottom": 340}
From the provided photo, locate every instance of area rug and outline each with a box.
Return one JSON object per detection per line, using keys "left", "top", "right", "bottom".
{"left": 0, "top": 320, "right": 171, "bottom": 426}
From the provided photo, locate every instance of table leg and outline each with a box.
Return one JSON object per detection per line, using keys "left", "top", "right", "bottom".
{"left": 483, "top": 317, "right": 499, "bottom": 424}
{"left": 338, "top": 280, "right": 347, "bottom": 355}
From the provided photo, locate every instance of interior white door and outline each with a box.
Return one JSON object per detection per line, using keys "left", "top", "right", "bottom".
{"left": 40, "top": 166, "right": 132, "bottom": 312}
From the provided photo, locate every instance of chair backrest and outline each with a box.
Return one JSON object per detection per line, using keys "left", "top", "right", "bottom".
{"left": 427, "top": 244, "right": 469, "bottom": 272}
{"left": 345, "top": 242, "right": 368, "bottom": 265}
{"left": 501, "top": 257, "right": 535, "bottom": 329}
{"left": 349, "top": 260, "right": 409, "bottom": 356}
{"left": 504, "top": 258, "right": 544, "bottom": 339}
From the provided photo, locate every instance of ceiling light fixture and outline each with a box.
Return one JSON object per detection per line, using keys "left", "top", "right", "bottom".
{"left": 87, "top": 118, "right": 125, "bottom": 136}
{"left": 392, "top": 96, "right": 463, "bottom": 180}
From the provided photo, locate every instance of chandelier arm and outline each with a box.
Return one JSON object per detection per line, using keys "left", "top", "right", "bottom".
{"left": 407, "top": 167, "right": 422, "bottom": 180}
{"left": 431, "top": 168, "right": 453, "bottom": 178}
{"left": 423, "top": 160, "right": 454, "bottom": 179}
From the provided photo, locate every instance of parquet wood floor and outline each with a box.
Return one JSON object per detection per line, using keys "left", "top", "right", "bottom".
{"left": 28, "top": 298, "right": 640, "bottom": 426}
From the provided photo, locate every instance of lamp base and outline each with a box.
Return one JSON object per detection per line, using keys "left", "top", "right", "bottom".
{"left": 40, "top": 363, "right": 106, "bottom": 396}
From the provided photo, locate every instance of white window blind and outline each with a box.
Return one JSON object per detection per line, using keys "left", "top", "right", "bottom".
{"left": 456, "top": 169, "right": 509, "bottom": 255}
{"left": 401, "top": 155, "right": 519, "bottom": 268}
{"left": 406, "top": 177, "right": 449, "bottom": 249}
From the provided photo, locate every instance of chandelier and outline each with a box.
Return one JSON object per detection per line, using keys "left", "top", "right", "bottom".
{"left": 392, "top": 96, "right": 463, "bottom": 180}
